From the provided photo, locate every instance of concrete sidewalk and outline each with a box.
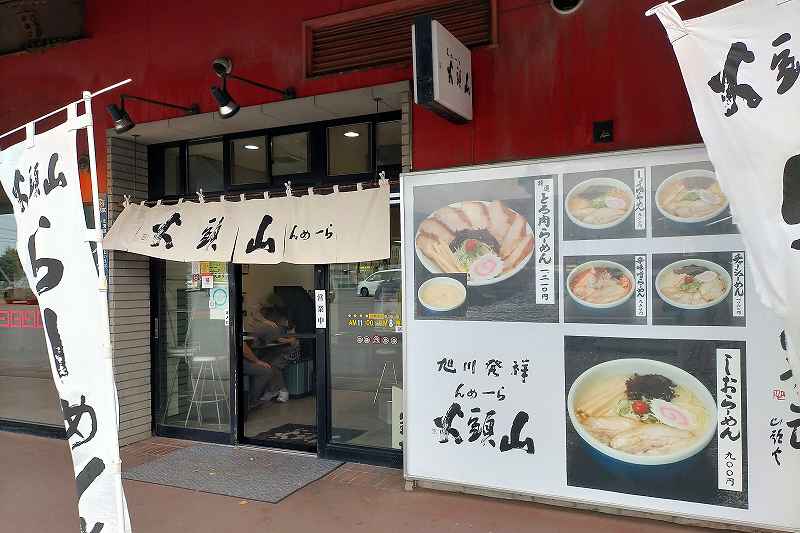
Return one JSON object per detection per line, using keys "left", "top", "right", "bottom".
{"left": 1, "top": 431, "right": 714, "bottom": 533}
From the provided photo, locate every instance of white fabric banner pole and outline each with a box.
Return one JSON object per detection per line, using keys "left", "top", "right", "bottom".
{"left": 0, "top": 82, "right": 132, "bottom": 533}
{"left": 82, "top": 89, "right": 131, "bottom": 533}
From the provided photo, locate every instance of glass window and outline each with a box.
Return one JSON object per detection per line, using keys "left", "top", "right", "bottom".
{"left": 230, "top": 136, "right": 267, "bottom": 185}
{"left": 154, "top": 260, "right": 231, "bottom": 432}
{"left": 376, "top": 121, "right": 401, "bottom": 167}
{"left": 328, "top": 122, "right": 370, "bottom": 176}
{"left": 271, "top": 132, "right": 309, "bottom": 176}
{"left": 163, "top": 146, "right": 181, "bottom": 196}
{"left": 0, "top": 198, "right": 61, "bottom": 426}
{"left": 187, "top": 141, "right": 224, "bottom": 193}
{"left": 328, "top": 205, "right": 402, "bottom": 449}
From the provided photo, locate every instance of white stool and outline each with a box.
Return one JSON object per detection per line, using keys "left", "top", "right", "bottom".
{"left": 160, "top": 347, "right": 194, "bottom": 424}
{"left": 185, "top": 354, "right": 229, "bottom": 427}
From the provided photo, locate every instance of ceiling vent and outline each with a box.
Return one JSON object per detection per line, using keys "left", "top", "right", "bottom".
{"left": 305, "top": 0, "right": 494, "bottom": 77}
{"left": 0, "top": 0, "right": 85, "bottom": 56}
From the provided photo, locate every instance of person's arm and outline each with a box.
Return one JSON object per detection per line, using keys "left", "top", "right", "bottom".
{"left": 243, "top": 342, "right": 271, "bottom": 368}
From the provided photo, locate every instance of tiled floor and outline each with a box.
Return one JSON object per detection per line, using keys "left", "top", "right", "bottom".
{"left": 2, "top": 431, "right": 723, "bottom": 533}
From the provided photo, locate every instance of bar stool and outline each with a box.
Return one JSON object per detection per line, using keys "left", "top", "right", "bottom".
{"left": 184, "top": 354, "right": 229, "bottom": 427}
{"left": 160, "top": 345, "right": 195, "bottom": 424}
{"left": 373, "top": 347, "right": 400, "bottom": 405}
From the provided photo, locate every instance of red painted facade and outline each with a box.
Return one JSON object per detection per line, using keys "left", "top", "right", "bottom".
{"left": 0, "top": 0, "right": 736, "bottom": 195}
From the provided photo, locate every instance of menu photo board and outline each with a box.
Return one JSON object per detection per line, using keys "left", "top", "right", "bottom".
{"left": 402, "top": 146, "right": 800, "bottom": 532}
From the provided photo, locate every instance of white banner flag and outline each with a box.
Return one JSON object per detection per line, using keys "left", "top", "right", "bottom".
{"left": 653, "top": 0, "right": 800, "bottom": 387}
{"left": 104, "top": 180, "right": 391, "bottom": 265}
{"left": 0, "top": 117, "right": 130, "bottom": 531}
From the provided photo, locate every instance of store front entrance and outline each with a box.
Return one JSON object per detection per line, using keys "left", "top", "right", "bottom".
{"left": 136, "top": 81, "right": 408, "bottom": 465}
{"left": 151, "top": 212, "right": 402, "bottom": 462}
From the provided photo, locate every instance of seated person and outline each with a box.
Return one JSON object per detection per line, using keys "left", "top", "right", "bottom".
{"left": 243, "top": 303, "right": 298, "bottom": 405}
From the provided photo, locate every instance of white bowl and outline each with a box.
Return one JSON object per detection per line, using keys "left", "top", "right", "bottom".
{"left": 414, "top": 201, "right": 534, "bottom": 287}
{"left": 655, "top": 169, "right": 728, "bottom": 224}
{"left": 567, "top": 358, "right": 717, "bottom": 466}
{"left": 417, "top": 276, "right": 467, "bottom": 312}
{"left": 565, "top": 177, "right": 635, "bottom": 230}
{"left": 566, "top": 260, "right": 634, "bottom": 309}
{"left": 655, "top": 258, "right": 732, "bottom": 310}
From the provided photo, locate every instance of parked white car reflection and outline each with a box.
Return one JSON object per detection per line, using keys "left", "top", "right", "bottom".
{"left": 356, "top": 269, "right": 401, "bottom": 297}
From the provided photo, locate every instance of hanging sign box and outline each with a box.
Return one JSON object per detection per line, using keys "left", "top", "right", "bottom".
{"left": 412, "top": 15, "right": 473, "bottom": 123}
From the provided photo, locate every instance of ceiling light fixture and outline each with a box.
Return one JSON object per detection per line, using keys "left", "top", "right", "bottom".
{"left": 343, "top": 131, "right": 360, "bottom": 138}
{"left": 243, "top": 144, "right": 260, "bottom": 150}
{"left": 106, "top": 95, "right": 199, "bottom": 135}
{"left": 210, "top": 57, "right": 295, "bottom": 120}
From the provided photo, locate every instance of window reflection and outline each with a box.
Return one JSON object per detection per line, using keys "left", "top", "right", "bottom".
{"left": 327, "top": 206, "right": 402, "bottom": 449}
{"left": 328, "top": 123, "right": 370, "bottom": 176}
{"left": 0, "top": 198, "right": 60, "bottom": 426}
{"left": 230, "top": 136, "right": 267, "bottom": 185}
{"left": 188, "top": 141, "right": 224, "bottom": 192}
{"left": 271, "top": 132, "right": 309, "bottom": 176}
{"left": 164, "top": 146, "right": 181, "bottom": 196}
{"left": 376, "top": 121, "right": 401, "bottom": 167}
{"left": 155, "top": 261, "right": 231, "bottom": 431}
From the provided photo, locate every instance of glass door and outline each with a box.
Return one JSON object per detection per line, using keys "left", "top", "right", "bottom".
{"left": 153, "top": 260, "right": 233, "bottom": 441}
{"left": 323, "top": 205, "right": 403, "bottom": 461}
{"left": 239, "top": 263, "right": 318, "bottom": 452}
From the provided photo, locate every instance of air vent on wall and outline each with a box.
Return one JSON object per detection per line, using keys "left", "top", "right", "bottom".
{"left": 305, "top": 0, "right": 494, "bottom": 77}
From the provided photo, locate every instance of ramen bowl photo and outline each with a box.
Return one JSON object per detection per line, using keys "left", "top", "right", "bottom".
{"left": 415, "top": 200, "right": 534, "bottom": 287}
{"left": 417, "top": 276, "right": 467, "bottom": 313}
{"left": 566, "top": 260, "right": 634, "bottom": 309}
{"left": 655, "top": 169, "right": 729, "bottom": 224}
{"left": 655, "top": 259, "right": 732, "bottom": 310}
{"left": 567, "top": 358, "right": 716, "bottom": 466}
{"left": 565, "top": 177, "right": 635, "bottom": 230}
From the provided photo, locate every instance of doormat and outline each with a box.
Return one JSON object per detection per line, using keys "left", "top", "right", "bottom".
{"left": 254, "top": 423, "right": 365, "bottom": 448}
{"left": 123, "top": 444, "right": 342, "bottom": 503}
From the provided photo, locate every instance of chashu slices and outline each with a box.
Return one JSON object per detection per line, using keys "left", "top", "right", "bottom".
{"left": 416, "top": 218, "right": 462, "bottom": 273}
{"left": 499, "top": 211, "right": 527, "bottom": 258}
{"left": 486, "top": 201, "right": 514, "bottom": 243}
{"left": 459, "top": 201, "right": 490, "bottom": 229}
{"left": 433, "top": 206, "right": 472, "bottom": 233}
{"left": 502, "top": 234, "right": 534, "bottom": 273}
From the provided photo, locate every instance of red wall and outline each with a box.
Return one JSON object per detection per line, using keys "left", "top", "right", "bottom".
{"left": 412, "top": 0, "right": 739, "bottom": 170}
{"left": 0, "top": 0, "right": 409, "bottom": 197}
{"left": 0, "top": 0, "right": 737, "bottom": 192}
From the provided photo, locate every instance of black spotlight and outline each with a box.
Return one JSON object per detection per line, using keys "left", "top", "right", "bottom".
{"left": 210, "top": 57, "right": 294, "bottom": 119}
{"left": 106, "top": 103, "right": 134, "bottom": 134}
{"left": 211, "top": 84, "right": 240, "bottom": 119}
{"left": 106, "top": 95, "right": 199, "bottom": 135}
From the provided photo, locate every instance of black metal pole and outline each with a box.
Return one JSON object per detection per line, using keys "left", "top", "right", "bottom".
{"left": 226, "top": 74, "right": 295, "bottom": 100}
{"left": 121, "top": 94, "right": 199, "bottom": 114}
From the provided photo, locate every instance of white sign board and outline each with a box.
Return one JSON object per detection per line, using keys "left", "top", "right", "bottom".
{"left": 413, "top": 16, "right": 473, "bottom": 123}
{"left": 402, "top": 147, "right": 800, "bottom": 532}
{"left": 315, "top": 290, "right": 327, "bottom": 329}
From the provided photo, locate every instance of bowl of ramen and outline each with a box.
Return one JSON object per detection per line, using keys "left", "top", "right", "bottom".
{"left": 567, "top": 358, "right": 716, "bottom": 466}
{"left": 415, "top": 201, "right": 534, "bottom": 287}
{"left": 656, "top": 259, "right": 731, "bottom": 310}
{"left": 565, "top": 178, "right": 635, "bottom": 230}
{"left": 655, "top": 169, "right": 728, "bottom": 224}
{"left": 566, "top": 260, "right": 634, "bottom": 309}
{"left": 417, "top": 276, "right": 467, "bottom": 312}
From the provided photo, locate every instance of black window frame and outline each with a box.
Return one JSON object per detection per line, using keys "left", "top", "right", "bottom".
{"left": 147, "top": 111, "right": 401, "bottom": 201}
